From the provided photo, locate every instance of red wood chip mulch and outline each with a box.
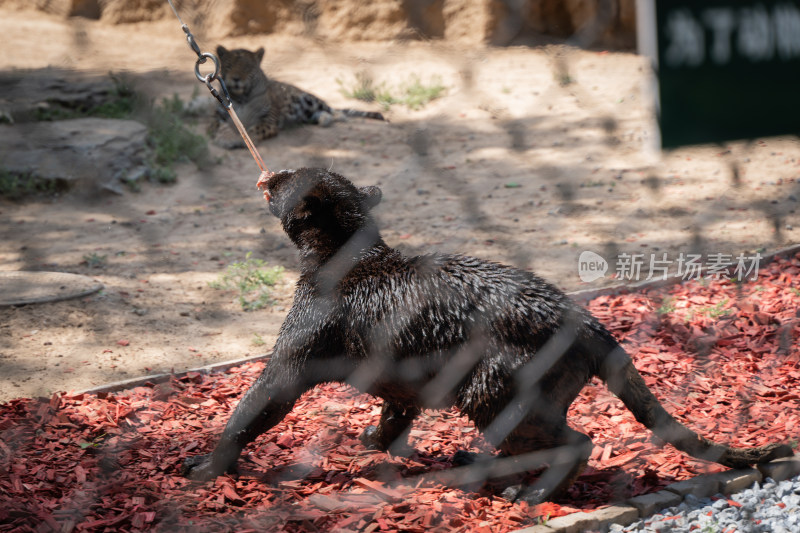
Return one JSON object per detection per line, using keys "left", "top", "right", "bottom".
{"left": 1, "top": 254, "right": 799, "bottom": 532}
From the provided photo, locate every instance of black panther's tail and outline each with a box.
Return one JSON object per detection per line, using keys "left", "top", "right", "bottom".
{"left": 339, "top": 109, "right": 385, "bottom": 121}
{"left": 587, "top": 321, "right": 794, "bottom": 468}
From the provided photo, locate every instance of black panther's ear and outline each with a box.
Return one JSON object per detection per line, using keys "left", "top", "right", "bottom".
{"left": 217, "top": 45, "right": 228, "bottom": 58}
{"left": 255, "top": 47, "right": 265, "bottom": 62}
{"left": 359, "top": 186, "right": 382, "bottom": 210}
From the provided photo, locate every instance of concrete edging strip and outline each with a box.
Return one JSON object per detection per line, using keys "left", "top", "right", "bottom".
{"left": 511, "top": 461, "right": 800, "bottom": 532}
{"left": 80, "top": 353, "right": 272, "bottom": 396}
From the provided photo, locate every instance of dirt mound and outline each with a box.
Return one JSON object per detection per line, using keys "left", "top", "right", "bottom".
{"left": 3, "top": 0, "right": 635, "bottom": 47}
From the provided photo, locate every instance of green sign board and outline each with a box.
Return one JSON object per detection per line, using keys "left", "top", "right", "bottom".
{"left": 641, "top": 0, "right": 800, "bottom": 148}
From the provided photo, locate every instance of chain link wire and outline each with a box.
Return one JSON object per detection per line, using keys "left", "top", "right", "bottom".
{"left": 1, "top": 1, "right": 798, "bottom": 530}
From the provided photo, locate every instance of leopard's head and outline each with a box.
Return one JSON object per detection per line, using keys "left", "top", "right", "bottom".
{"left": 263, "top": 168, "right": 383, "bottom": 261}
{"left": 216, "top": 46, "right": 266, "bottom": 99}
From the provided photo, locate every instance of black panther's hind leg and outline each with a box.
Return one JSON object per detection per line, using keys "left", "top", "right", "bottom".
{"left": 360, "top": 401, "right": 420, "bottom": 454}
{"left": 495, "top": 418, "right": 593, "bottom": 505}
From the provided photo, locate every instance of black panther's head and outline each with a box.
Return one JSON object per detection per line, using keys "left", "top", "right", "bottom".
{"left": 262, "top": 168, "right": 383, "bottom": 261}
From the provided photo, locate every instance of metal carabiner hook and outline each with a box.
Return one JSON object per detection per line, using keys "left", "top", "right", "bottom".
{"left": 203, "top": 74, "right": 233, "bottom": 109}
{"left": 194, "top": 52, "right": 220, "bottom": 84}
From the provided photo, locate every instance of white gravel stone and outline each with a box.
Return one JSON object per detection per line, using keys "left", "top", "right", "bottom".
{"left": 617, "top": 474, "right": 800, "bottom": 532}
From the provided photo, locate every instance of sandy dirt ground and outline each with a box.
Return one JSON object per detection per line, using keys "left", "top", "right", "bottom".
{"left": 1, "top": 9, "right": 798, "bottom": 403}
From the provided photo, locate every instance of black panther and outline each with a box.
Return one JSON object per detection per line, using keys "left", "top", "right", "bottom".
{"left": 182, "top": 168, "right": 793, "bottom": 503}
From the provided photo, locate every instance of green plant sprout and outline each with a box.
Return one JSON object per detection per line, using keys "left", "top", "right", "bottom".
{"left": 338, "top": 74, "right": 446, "bottom": 111}
{"left": 209, "top": 252, "right": 284, "bottom": 311}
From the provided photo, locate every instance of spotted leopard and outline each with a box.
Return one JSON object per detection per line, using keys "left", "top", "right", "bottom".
{"left": 208, "top": 46, "right": 385, "bottom": 148}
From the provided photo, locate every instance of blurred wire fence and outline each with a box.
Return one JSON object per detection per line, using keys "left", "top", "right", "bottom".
{"left": 1, "top": 1, "right": 799, "bottom": 531}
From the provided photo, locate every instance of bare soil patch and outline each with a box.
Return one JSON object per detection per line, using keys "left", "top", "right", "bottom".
{"left": 1, "top": 9, "right": 798, "bottom": 402}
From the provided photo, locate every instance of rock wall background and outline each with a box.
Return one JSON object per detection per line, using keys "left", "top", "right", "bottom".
{"left": 2, "top": 0, "right": 636, "bottom": 47}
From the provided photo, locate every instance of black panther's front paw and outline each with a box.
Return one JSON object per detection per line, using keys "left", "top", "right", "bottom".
{"left": 359, "top": 425, "right": 386, "bottom": 450}
{"left": 181, "top": 453, "right": 237, "bottom": 481}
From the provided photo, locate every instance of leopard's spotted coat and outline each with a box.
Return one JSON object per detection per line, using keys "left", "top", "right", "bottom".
{"left": 209, "top": 46, "right": 384, "bottom": 148}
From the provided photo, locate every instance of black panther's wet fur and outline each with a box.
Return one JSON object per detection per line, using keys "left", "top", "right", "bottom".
{"left": 182, "top": 168, "right": 793, "bottom": 503}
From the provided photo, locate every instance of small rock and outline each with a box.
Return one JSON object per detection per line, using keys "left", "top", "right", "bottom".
{"left": 684, "top": 494, "right": 701, "bottom": 506}
{"left": 0, "top": 118, "right": 149, "bottom": 194}
{"left": 100, "top": 182, "right": 126, "bottom": 195}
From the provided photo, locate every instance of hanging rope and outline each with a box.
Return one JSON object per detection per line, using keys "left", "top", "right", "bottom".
{"left": 165, "top": 0, "right": 274, "bottom": 199}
